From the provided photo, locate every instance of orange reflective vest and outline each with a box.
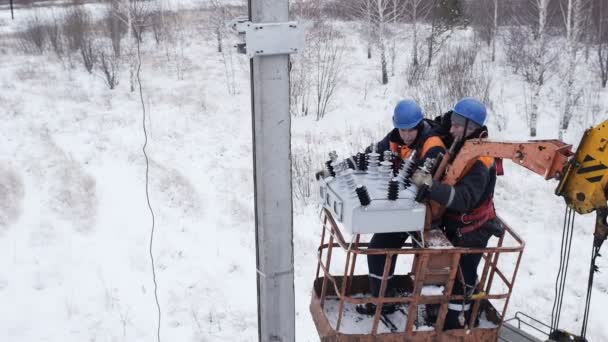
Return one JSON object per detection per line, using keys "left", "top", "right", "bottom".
{"left": 388, "top": 136, "right": 445, "bottom": 160}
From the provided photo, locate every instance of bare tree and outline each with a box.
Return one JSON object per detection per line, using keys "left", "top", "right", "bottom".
{"left": 425, "top": 0, "right": 466, "bottom": 67}
{"left": 559, "top": 0, "right": 587, "bottom": 139}
{"left": 529, "top": 0, "right": 553, "bottom": 137}
{"left": 465, "top": 0, "right": 499, "bottom": 61}
{"left": 506, "top": 0, "right": 555, "bottom": 136}
{"left": 590, "top": 0, "right": 608, "bottom": 87}
{"left": 403, "top": 0, "right": 433, "bottom": 66}
{"left": 208, "top": 0, "right": 233, "bottom": 53}
{"left": 104, "top": 0, "right": 127, "bottom": 57}
{"left": 346, "top": 0, "right": 406, "bottom": 84}
{"left": 105, "top": 0, "right": 152, "bottom": 91}
{"left": 491, "top": 0, "right": 498, "bottom": 62}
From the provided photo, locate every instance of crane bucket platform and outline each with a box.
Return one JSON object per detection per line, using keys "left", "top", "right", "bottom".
{"left": 310, "top": 208, "right": 525, "bottom": 341}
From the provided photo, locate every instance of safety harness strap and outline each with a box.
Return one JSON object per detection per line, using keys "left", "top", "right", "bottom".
{"left": 446, "top": 197, "right": 496, "bottom": 235}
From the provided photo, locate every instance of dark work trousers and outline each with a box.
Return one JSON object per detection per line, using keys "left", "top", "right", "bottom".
{"left": 444, "top": 227, "right": 492, "bottom": 330}
{"left": 367, "top": 232, "right": 409, "bottom": 297}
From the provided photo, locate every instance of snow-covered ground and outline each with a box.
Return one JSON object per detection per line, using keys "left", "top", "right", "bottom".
{"left": 1, "top": 2, "right": 607, "bottom": 341}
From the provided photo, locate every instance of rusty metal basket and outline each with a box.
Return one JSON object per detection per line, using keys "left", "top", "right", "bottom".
{"left": 310, "top": 208, "right": 525, "bottom": 341}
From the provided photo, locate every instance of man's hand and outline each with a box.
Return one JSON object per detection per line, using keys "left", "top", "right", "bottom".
{"left": 315, "top": 169, "right": 328, "bottom": 181}
{"left": 411, "top": 169, "right": 433, "bottom": 187}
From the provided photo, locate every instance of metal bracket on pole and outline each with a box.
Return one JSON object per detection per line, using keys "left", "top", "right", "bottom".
{"left": 228, "top": 17, "right": 304, "bottom": 58}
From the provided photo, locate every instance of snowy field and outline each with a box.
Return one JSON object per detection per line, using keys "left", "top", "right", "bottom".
{"left": 1, "top": 2, "right": 608, "bottom": 341}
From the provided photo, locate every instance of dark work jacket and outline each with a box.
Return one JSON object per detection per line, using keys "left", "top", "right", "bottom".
{"left": 429, "top": 156, "right": 497, "bottom": 247}
{"left": 368, "top": 121, "right": 446, "bottom": 165}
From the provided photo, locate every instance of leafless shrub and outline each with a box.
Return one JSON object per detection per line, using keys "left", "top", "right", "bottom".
{"left": 99, "top": 48, "right": 120, "bottom": 90}
{"left": 64, "top": 6, "right": 91, "bottom": 52}
{"left": 290, "top": 22, "right": 314, "bottom": 117}
{"left": 413, "top": 45, "right": 492, "bottom": 118}
{"left": 290, "top": 22, "right": 344, "bottom": 119}
{"left": 18, "top": 15, "right": 46, "bottom": 54}
{"left": 437, "top": 46, "right": 478, "bottom": 99}
{"left": 80, "top": 38, "right": 97, "bottom": 74}
{"left": 45, "top": 16, "right": 63, "bottom": 57}
{"left": 405, "top": 59, "right": 428, "bottom": 86}
{"left": 502, "top": 26, "right": 533, "bottom": 77}
{"left": 312, "top": 23, "right": 345, "bottom": 120}
{"left": 290, "top": 0, "right": 323, "bottom": 21}
{"left": 290, "top": 54, "right": 313, "bottom": 117}
{"left": 292, "top": 134, "right": 326, "bottom": 206}
{"left": 150, "top": 8, "right": 171, "bottom": 45}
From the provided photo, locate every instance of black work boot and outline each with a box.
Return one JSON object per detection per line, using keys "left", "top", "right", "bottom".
{"left": 355, "top": 302, "right": 397, "bottom": 316}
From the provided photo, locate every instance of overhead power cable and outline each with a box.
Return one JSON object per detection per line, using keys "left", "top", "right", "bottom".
{"left": 135, "top": 28, "right": 162, "bottom": 342}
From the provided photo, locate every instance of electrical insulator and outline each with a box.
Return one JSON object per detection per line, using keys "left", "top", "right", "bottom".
{"left": 400, "top": 151, "right": 417, "bottom": 189}
{"left": 355, "top": 185, "right": 371, "bottom": 206}
{"left": 325, "top": 160, "right": 335, "bottom": 177}
{"left": 387, "top": 179, "right": 399, "bottom": 201}
{"left": 356, "top": 152, "right": 367, "bottom": 171}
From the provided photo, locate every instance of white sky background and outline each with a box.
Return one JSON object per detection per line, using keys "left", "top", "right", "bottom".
{"left": 0, "top": 1, "right": 607, "bottom": 341}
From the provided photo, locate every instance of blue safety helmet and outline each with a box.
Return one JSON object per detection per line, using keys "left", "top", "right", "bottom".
{"left": 452, "top": 97, "right": 487, "bottom": 126}
{"left": 392, "top": 99, "right": 424, "bottom": 129}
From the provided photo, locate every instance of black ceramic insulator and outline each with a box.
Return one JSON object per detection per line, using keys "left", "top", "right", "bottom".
{"left": 392, "top": 158, "right": 402, "bottom": 176}
{"left": 402, "top": 163, "right": 416, "bottom": 189}
{"left": 356, "top": 185, "right": 371, "bottom": 206}
{"left": 388, "top": 180, "right": 399, "bottom": 201}
{"left": 326, "top": 160, "right": 335, "bottom": 177}
{"left": 356, "top": 152, "right": 367, "bottom": 171}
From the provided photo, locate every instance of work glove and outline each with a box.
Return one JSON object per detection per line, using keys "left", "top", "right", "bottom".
{"left": 315, "top": 169, "right": 328, "bottom": 181}
{"left": 411, "top": 169, "right": 433, "bottom": 187}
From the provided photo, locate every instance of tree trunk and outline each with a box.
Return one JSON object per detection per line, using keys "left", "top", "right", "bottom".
{"left": 381, "top": 47, "right": 388, "bottom": 84}
{"left": 560, "top": 0, "right": 582, "bottom": 138}
{"left": 491, "top": 0, "right": 497, "bottom": 62}
{"left": 216, "top": 28, "right": 222, "bottom": 53}
{"left": 530, "top": 84, "right": 540, "bottom": 137}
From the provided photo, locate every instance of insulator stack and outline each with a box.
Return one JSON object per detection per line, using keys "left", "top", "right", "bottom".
{"left": 356, "top": 152, "right": 367, "bottom": 171}
{"left": 383, "top": 150, "right": 394, "bottom": 164}
{"left": 379, "top": 160, "right": 393, "bottom": 192}
{"left": 356, "top": 185, "right": 371, "bottom": 206}
{"left": 339, "top": 168, "right": 358, "bottom": 194}
{"left": 366, "top": 152, "right": 380, "bottom": 180}
{"left": 399, "top": 152, "right": 417, "bottom": 189}
{"left": 387, "top": 179, "right": 399, "bottom": 201}
{"left": 392, "top": 157, "right": 403, "bottom": 176}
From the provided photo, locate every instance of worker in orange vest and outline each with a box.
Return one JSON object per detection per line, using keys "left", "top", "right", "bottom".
{"left": 411, "top": 97, "right": 501, "bottom": 329}
{"left": 356, "top": 99, "right": 447, "bottom": 316}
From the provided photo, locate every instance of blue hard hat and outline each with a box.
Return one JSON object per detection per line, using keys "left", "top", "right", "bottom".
{"left": 452, "top": 97, "right": 487, "bottom": 126}
{"left": 393, "top": 99, "right": 423, "bottom": 129}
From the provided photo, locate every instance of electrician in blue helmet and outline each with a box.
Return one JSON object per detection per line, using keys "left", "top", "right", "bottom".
{"left": 411, "top": 97, "right": 502, "bottom": 330}
{"left": 355, "top": 99, "right": 447, "bottom": 316}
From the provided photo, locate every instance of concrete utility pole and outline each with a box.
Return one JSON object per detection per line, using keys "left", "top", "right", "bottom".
{"left": 249, "top": 0, "right": 295, "bottom": 341}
